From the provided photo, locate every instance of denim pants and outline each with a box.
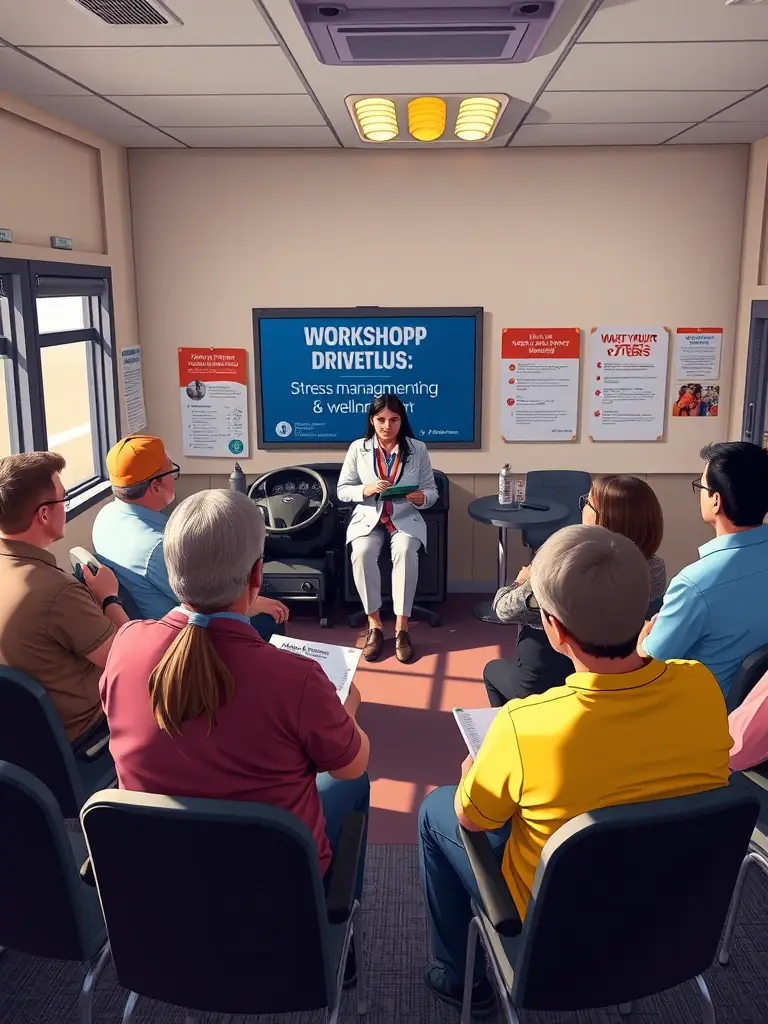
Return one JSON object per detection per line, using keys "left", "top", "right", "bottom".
{"left": 251, "top": 614, "right": 285, "bottom": 643}
{"left": 418, "top": 785, "right": 511, "bottom": 986}
{"left": 318, "top": 771, "right": 371, "bottom": 902}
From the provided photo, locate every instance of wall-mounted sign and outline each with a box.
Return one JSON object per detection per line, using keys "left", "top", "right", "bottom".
{"left": 178, "top": 347, "right": 249, "bottom": 458}
{"left": 120, "top": 346, "right": 147, "bottom": 434}
{"left": 500, "top": 328, "right": 580, "bottom": 442}
{"left": 674, "top": 327, "right": 722, "bottom": 381}
{"left": 587, "top": 326, "right": 669, "bottom": 442}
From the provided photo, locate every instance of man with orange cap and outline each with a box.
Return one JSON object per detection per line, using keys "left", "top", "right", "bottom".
{"left": 92, "top": 435, "right": 288, "bottom": 640}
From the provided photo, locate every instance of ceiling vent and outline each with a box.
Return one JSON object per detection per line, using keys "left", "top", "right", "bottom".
{"left": 289, "top": 2, "right": 565, "bottom": 64}
{"left": 65, "top": 0, "right": 183, "bottom": 26}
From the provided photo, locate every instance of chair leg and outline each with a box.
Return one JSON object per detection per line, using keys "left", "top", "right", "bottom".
{"left": 719, "top": 849, "right": 768, "bottom": 965}
{"left": 353, "top": 904, "right": 367, "bottom": 1016}
{"left": 695, "top": 974, "right": 716, "bottom": 1024}
{"left": 460, "top": 917, "right": 480, "bottom": 1024}
{"left": 79, "top": 942, "right": 110, "bottom": 1024}
{"left": 467, "top": 914, "right": 521, "bottom": 1024}
{"left": 122, "top": 991, "right": 139, "bottom": 1023}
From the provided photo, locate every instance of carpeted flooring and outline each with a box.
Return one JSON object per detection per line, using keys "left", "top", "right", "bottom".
{"left": 4, "top": 597, "right": 768, "bottom": 1021}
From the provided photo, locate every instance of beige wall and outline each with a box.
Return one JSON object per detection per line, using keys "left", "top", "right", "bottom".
{"left": 129, "top": 146, "right": 746, "bottom": 586}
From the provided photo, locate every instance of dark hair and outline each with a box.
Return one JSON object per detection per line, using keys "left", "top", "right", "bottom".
{"left": 701, "top": 442, "right": 768, "bottom": 527}
{"left": 572, "top": 633, "right": 641, "bottom": 660}
{"left": 364, "top": 394, "right": 414, "bottom": 461}
{"left": 589, "top": 475, "right": 664, "bottom": 559}
{"left": 0, "top": 451, "right": 66, "bottom": 534}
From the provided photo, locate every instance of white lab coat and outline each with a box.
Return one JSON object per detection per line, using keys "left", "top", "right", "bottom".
{"left": 336, "top": 436, "right": 438, "bottom": 550}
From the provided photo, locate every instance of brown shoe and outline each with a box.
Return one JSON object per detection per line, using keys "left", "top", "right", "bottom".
{"left": 395, "top": 630, "right": 414, "bottom": 664}
{"left": 362, "top": 627, "right": 384, "bottom": 662}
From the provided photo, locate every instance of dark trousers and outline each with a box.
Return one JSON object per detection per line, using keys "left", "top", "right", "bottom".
{"left": 318, "top": 771, "right": 370, "bottom": 903}
{"left": 484, "top": 624, "right": 573, "bottom": 706}
{"left": 418, "top": 786, "right": 510, "bottom": 986}
{"left": 251, "top": 614, "right": 285, "bottom": 643}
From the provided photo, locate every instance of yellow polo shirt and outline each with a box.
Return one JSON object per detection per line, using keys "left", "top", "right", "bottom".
{"left": 460, "top": 659, "right": 731, "bottom": 918}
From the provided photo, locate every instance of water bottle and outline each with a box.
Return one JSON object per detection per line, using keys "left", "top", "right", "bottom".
{"left": 498, "top": 464, "right": 514, "bottom": 505}
{"left": 229, "top": 462, "right": 247, "bottom": 494}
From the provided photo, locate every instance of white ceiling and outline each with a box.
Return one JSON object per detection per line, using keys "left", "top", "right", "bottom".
{"left": 0, "top": 0, "right": 768, "bottom": 149}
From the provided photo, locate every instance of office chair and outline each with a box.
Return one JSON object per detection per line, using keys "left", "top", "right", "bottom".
{"left": 458, "top": 785, "right": 758, "bottom": 1023}
{"left": 521, "top": 470, "right": 592, "bottom": 550}
{"left": 725, "top": 642, "right": 768, "bottom": 714}
{"left": 81, "top": 790, "right": 367, "bottom": 1024}
{"left": 0, "top": 762, "right": 109, "bottom": 1024}
{"left": 0, "top": 667, "right": 115, "bottom": 818}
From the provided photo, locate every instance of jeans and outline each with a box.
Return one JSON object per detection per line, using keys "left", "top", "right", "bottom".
{"left": 251, "top": 614, "right": 285, "bottom": 643}
{"left": 418, "top": 786, "right": 510, "bottom": 986}
{"left": 318, "top": 771, "right": 370, "bottom": 903}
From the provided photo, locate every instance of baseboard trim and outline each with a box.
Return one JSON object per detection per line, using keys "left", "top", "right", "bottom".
{"left": 447, "top": 581, "right": 496, "bottom": 594}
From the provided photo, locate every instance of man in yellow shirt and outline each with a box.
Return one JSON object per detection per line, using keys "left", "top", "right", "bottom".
{"left": 418, "top": 525, "right": 731, "bottom": 1017}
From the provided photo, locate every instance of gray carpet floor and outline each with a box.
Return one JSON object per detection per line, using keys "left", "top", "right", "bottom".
{"left": 2, "top": 844, "right": 768, "bottom": 1024}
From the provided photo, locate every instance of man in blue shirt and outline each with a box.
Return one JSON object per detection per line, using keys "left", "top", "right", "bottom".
{"left": 92, "top": 435, "right": 288, "bottom": 640}
{"left": 639, "top": 441, "right": 768, "bottom": 697}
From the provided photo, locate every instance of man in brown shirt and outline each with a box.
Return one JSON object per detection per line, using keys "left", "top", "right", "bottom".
{"left": 0, "top": 452, "right": 129, "bottom": 743}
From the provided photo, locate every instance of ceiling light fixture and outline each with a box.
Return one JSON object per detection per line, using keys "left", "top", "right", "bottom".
{"left": 353, "top": 97, "right": 398, "bottom": 142}
{"left": 408, "top": 97, "right": 447, "bottom": 142}
{"left": 455, "top": 96, "right": 501, "bottom": 141}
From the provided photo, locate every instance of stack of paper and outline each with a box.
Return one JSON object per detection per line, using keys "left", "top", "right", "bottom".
{"left": 453, "top": 707, "right": 500, "bottom": 759}
{"left": 270, "top": 635, "right": 361, "bottom": 704}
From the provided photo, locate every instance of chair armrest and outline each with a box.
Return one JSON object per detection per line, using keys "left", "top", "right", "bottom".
{"left": 459, "top": 826, "right": 523, "bottom": 938}
{"left": 325, "top": 811, "right": 365, "bottom": 924}
{"left": 80, "top": 858, "right": 97, "bottom": 887}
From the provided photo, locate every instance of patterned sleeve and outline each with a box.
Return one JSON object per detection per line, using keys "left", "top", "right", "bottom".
{"left": 649, "top": 555, "right": 668, "bottom": 602}
{"left": 492, "top": 579, "right": 541, "bottom": 626}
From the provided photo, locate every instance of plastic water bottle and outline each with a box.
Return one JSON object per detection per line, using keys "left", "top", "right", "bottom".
{"left": 498, "top": 464, "right": 514, "bottom": 505}
{"left": 229, "top": 462, "right": 247, "bottom": 494}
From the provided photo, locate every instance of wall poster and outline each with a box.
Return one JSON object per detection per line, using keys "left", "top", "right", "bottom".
{"left": 587, "top": 326, "right": 670, "bottom": 442}
{"left": 500, "top": 328, "right": 580, "bottom": 442}
{"left": 178, "top": 347, "right": 249, "bottom": 458}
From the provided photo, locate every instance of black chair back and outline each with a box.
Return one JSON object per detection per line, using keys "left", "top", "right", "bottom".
{"left": 82, "top": 790, "right": 338, "bottom": 1016}
{"left": 512, "top": 785, "right": 758, "bottom": 1011}
{"left": 522, "top": 470, "right": 591, "bottom": 550}
{"left": 0, "top": 761, "right": 105, "bottom": 960}
{"left": 117, "top": 583, "right": 142, "bottom": 620}
{"left": 0, "top": 667, "right": 86, "bottom": 817}
{"left": 726, "top": 642, "right": 768, "bottom": 713}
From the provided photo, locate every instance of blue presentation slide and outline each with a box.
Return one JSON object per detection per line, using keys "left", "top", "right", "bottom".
{"left": 256, "top": 312, "right": 479, "bottom": 446}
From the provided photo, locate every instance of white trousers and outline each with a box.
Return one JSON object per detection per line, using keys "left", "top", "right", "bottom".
{"left": 350, "top": 526, "right": 421, "bottom": 618}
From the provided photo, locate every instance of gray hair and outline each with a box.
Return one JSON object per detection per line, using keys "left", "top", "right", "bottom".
{"left": 164, "top": 489, "right": 265, "bottom": 611}
{"left": 113, "top": 481, "right": 151, "bottom": 501}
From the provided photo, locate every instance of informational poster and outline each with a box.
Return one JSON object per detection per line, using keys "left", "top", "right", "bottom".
{"left": 587, "top": 326, "right": 669, "bottom": 442}
{"left": 671, "top": 383, "right": 720, "bottom": 418}
{"left": 674, "top": 327, "right": 722, "bottom": 381}
{"left": 178, "top": 347, "right": 249, "bottom": 458}
{"left": 253, "top": 308, "right": 482, "bottom": 447}
{"left": 500, "top": 328, "right": 580, "bottom": 442}
{"left": 120, "top": 346, "right": 147, "bottom": 434}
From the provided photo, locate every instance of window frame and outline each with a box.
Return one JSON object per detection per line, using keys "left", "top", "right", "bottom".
{"left": 0, "top": 257, "right": 121, "bottom": 518}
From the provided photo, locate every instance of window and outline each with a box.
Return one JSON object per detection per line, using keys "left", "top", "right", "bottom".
{"left": 0, "top": 259, "right": 120, "bottom": 514}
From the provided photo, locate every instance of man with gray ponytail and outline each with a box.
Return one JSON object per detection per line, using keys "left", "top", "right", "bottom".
{"left": 99, "top": 489, "right": 371, "bottom": 986}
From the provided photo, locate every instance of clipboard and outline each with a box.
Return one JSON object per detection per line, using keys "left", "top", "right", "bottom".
{"left": 379, "top": 484, "right": 418, "bottom": 500}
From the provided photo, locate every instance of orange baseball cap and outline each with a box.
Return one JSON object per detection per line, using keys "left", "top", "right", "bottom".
{"left": 106, "top": 435, "right": 166, "bottom": 488}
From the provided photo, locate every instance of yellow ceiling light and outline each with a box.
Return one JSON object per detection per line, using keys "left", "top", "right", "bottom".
{"left": 408, "top": 96, "right": 447, "bottom": 142}
{"left": 354, "top": 97, "right": 398, "bottom": 142}
{"left": 455, "top": 96, "right": 501, "bottom": 141}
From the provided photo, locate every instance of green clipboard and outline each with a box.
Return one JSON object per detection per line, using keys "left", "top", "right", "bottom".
{"left": 379, "top": 483, "right": 418, "bottom": 500}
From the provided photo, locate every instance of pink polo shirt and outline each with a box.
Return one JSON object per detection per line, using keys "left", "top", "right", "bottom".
{"left": 100, "top": 612, "right": 361, "bottom": 873}
{"left": 729, "top": 671, "right": 768, "bottom": 770}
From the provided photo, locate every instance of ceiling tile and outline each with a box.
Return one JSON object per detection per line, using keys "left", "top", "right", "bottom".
{"left": 0, "top": 45, "right": 87, "bottom": 95}
{"left": 550, "top": 42, "right": 768, "bottom": 92}
{"left": 511, "top": 122, "right": 694, "bottom": 147}
{"left": 711, "top": 88, "right": 768, "bottom": 123}
{"left": 530, "top": 90, "right": 749, "bottom": 125}
{"left": 22, "top": 46, "right": 303, "bottom": 95}
{"left": 167, "top": 126, "right": 338, "bottom": 147}
{"left": 668, "top": 122, "right": 768, "bottom": 145}
{"left": 24, "top": 95, "right": 144, "bottom": 130}
{"left": 0, "top": 0, "right": 276, "bottom": 46}
{"left": 96, "top": 125, "right": 185, "bottom": 147}
{"left": 581, "top": 0, "right": 768, "bottom": 43}
{"left": 111, "top": 93, "right": 323, "bottom": 127}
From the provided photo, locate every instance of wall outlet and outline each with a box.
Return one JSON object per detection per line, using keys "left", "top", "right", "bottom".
{"left": 0, "top": 228, "right": 12, "bottom": 243}
{"left": 50, "top": 235, "right": 73, "bottom": 250}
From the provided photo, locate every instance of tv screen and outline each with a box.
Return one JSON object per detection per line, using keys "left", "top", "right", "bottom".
{"left": 252, "top": 307, "right": 483, "bottom": 450}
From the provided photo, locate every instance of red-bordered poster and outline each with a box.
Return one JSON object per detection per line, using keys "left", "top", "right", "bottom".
{"left": 500, "top": 328, "right": 580, "bottom": 442}
{"left": 587, "top": 326, "right": 669, "bottom": 442}
{"left": 178, "top": 347, "right": 249, "bottom": 458}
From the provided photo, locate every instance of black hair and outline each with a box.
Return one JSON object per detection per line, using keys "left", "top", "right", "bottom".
{"left": 540, "top": 605, "right": 641, "bottom": 660}
{"left": 364, "top": 394, "right": 414, "bottom": 462}
{"left": 701, "top": 441, "right": 768, "bottom": 527}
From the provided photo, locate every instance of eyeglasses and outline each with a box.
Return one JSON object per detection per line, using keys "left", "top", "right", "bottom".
{"left": 691, "top": 479, "right": 713, "bottom": 496}
{"left": 34, "top": 494, "right": 70, "bottom": 515}
{"left": 150, "top": 462, "right": 180, "bottom": 484}
{"left": 578, "top": 493, "right": 595, "bottom": 513}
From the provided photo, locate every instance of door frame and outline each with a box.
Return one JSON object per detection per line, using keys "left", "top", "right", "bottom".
{"left": 741, "top": 300, "right": 768, "bottom": 445}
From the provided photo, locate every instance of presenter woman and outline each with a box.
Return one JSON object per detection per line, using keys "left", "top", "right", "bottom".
{"left": 337, "top": 395, "right": 438, "bottom": 664}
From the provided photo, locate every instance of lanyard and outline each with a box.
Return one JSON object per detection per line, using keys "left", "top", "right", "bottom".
{"left": 172, "top": 606, "right": 252, "bottom": 627}
{"left": 373, "top": 446, "right": 399, "bottom": 480}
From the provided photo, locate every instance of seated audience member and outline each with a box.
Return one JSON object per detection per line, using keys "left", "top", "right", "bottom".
{"left": 92, "top": 435, "right": 288, "bottom": 640}
{"left": 100, "top": 489, "right": 370, "bottom": 984}
{"left": 484, "top": 475, "right": 666, "bottom": 706}
{"left": 0, "top": 452, "right": 128, "bottom": 745}
{"left": 419, "top": 525, "right": 730, "bottom": 1016}
{"left": 640, "top": 442, "right": 768, "bottom": 697}
{"left": 729, "top": 672, "right": 768, "bottom": 770}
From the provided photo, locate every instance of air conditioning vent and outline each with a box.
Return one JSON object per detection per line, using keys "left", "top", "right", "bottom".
{"left": 65, "top": 0, "right": 182, "bottom": 26}
{"left": 342, "top": 27, "right": 518, "bottom": 62}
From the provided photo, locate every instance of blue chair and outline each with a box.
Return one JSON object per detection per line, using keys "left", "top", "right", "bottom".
{"left": 459, "top": 785, "right": 758, "bottom": 1023}
{"left": 0, "top": 667, "right": 115, "bottom": 818}
{"left": 522, "top": 470, "right": 592, "bottom": 550}
{"left": 81, "top": 789, "right": 367, "bottom": 1024}
{"left": 725, "top": 642, "right": 768, "bottom": 714}
{"left": 0, "top": 762, "right": 109, "bottom": 1023}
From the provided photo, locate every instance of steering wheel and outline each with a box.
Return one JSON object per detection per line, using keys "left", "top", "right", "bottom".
{"left": 247, "top": 467, "right": 330, "bottom": 535}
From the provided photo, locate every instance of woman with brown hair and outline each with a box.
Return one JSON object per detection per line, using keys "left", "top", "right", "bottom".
{"left": 483, "top": 474, "right": 666, "bottom": 706}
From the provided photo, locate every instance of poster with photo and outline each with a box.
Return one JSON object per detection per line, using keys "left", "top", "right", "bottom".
{"left": 671, "top": 383, "right": 720, "bottom": 418}
{"left": 587, "top": 326, "right": 670, "bottom": 442}
{"left": 178, "top": 347, "right": 250, "bottom": 458}
{"left": 500, "top": 328, "right": 580, "bottom": 441}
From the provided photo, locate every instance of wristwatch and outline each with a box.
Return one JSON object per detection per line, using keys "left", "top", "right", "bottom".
{"left": 102, "top": 595, "right": 124, "bottom": 612}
